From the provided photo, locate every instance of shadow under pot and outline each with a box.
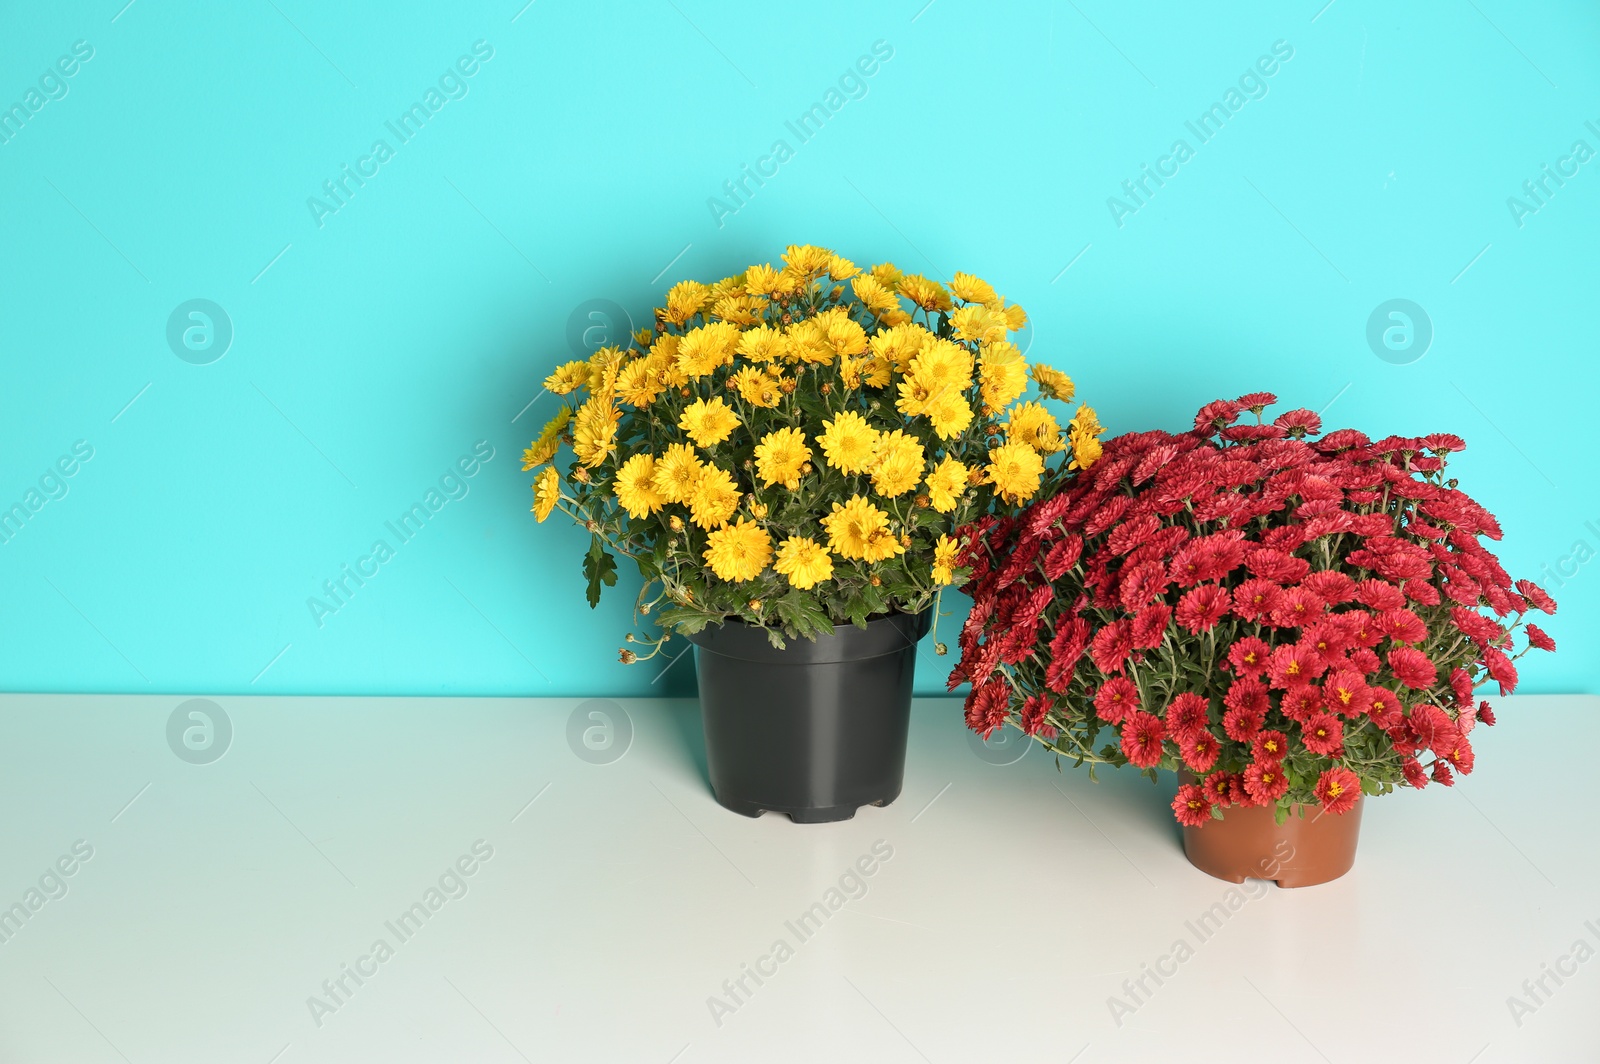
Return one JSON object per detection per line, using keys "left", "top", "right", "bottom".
{"left": 1179, "top": 772, "right": 1364, "bottom": 888}
{"left": 687, "top": 610, "right": 931, "bottom": 823}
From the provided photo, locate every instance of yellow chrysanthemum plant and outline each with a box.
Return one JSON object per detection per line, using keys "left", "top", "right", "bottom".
{"left": 525, "top": 244, "right": 1103, "bottom": 660}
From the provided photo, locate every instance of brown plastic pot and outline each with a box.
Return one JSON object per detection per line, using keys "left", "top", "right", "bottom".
{"left": 1178, "top": 773, "right": 1364, "bottom": 888}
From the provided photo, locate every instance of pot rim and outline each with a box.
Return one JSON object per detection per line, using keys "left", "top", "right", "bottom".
{"left": 687, "top": 609, "right": 932, "bottom": 666}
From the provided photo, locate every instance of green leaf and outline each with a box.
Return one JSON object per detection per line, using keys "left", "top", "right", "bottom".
{"left": 583, "top": 535, "right": 618, "bottom": 608}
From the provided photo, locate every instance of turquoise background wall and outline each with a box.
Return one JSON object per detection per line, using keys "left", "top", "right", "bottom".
{"left": 0, "top": 0, "right": 1593, "bottom": 697}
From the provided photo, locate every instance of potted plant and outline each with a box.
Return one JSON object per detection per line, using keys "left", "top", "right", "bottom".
{"left": 952, "top": 394, "right": 1557, "bottom": 884}
{"left": 525, "top": 244, "right": 1101, "bottom": 821}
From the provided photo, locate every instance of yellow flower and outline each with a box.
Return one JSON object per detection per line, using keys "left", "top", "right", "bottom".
{"left": 676, "top": 321, "right": 740, "bottom": 379}
{"left": 1030, "top": 363, "right": 1075, "bottom": 402}
{"left": 688, "top": 465, "right": 741, "bottom": 529}
{"left": 572, "top": 394, "right": 619, "bottom": 467}
{"left": 822, "top": 311, "right": 868, "bottom": 359}
{"left": 754, "top": 427, "right": 812, "bottom": 489}
{"left": 978, "top": 340, "right": 1028, "bottom": 410}
{"left": 869, "top": 261, "right": 903, "bottom": 288}
{"left": 932, "top": 533, "right": 960, "bottom": 585}
{"left": 614, "top": 453, "right": 665, "bottom": 519}
{"left": 950, "top": 271, "right": 999, "bottom": 306}
{"left": 1071, "top": 403, "right": 1103, "bottom": 439}
{"left": 822, "top": 495, "right": 905, "bottom": 562}
{"left": 851, "top": 273, "right": 900, "bottom": 315}
{"left": 927, "top": 394, "right": 974, "bottom": 439}
{"left": 730, "top": 366, "right": 782, "bottom": 407}
{"left": 782, "top": 244, "right": 833, "bottom": 277}
{"left": 949, "top": 304, "right": 1008, "bottom": 345}
{"left": 652, "top": 442, "right": 703, "bottom": 503}
{"left": 774, "top": 536, "right": 834, "bottom": 590}
{"left": 1069, "top": 403, "right": 1104, "bottom": 471}
{"left": 545, "top": 360, "right": 591, "bottom": 395}
{"left": 711, "top": 294, "right": 766, "bottom": 327}
{"left": 897, "top": 274, "right": 952, "bottom": 313}
{"left": 784, "top": 318, "right": 835, "bottom": 364}
{"left": 743, "top": 263, "right": 783, "bottom": 297}
{"left": 1071, "top": 431, "right": 1104, "bottom": 471}
{"left": 678, "top": 396, "right": 740, "bottom": 448}
{"left": 663, "top": 279, "right": 710, "bottom": 325}
{"left": 532, "top": 467, "right": 560, "bottom": 522}
{"left": 924, "top": 455, "right": 968, "bottom": 513}
{"left": 908, "top": 339, "right": 974, "bottom": 399}
{"left": 870, "top": 430, "right": 925, "bottom": 498}
{"left": 1006, "top": 401, "right": 1065, "bottom": 453}
{"left": 736, "top": 324, "right": 787, "bottom": 363}
{"left": 614, "top": 358, "right": 665, "bottom": 407}
{"left": 587, "top": 345, "right": 625, "bottom": 395}
{"left": 986, "top": 440, "right": 1045, "bottom": 502}
{"left": 870, "top": 323, "right": 932, "bottom": 374}
{"left": 522, "top": 406, "right": 571, "bottom": 469}
{"left": 1002, "top": 303, "right": 1028, "bottom": 331}
{"left": 818, "top": 411, "right": 880, "bottom": 474}
{"left": 827, "top": 254, "right": 860, "bottom": 280}
{"left": 703, "top": 518, "right": 772, "bottom": 583}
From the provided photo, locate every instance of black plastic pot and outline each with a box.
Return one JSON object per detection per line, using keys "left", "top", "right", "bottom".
{"left": 688, "top": 610, "right": 932, "bottom": 823}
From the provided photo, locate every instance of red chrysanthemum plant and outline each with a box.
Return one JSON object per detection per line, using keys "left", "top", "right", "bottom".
{"left": 950, "top": 393, "right": 1558, "bottom": 826}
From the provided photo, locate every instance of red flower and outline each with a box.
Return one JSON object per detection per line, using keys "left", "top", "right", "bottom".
{"left": 1172, "top": 783, "right": 1213, "bottom": 827}
{"left": 1223, "top": 704, "right": 1266, "bottom": 743}
{"left": 1402, "top": 578, "right": 1442, "bottom": 607}
{"left": 1089, "top": 620, "right": 1134, "bottom": 675}
{"left": 1526, "top": 624, "right": 1556, "bottom": 652}
{"left": 1043, "top": 535, "right": 1083, "bottom": 579}
{"left": 1313, "top": 767, "right": 1360, "bottom": 815}
{"left": 1302, "top": 570, "right": 1355, "bottom": 603}
{"left": 1269, "top": 586, "right": 1323, "bottom": 628}
{"left": 1181, "top": 732, "right": 1221, "bottom": 772}
{"left": 1273, "top": 408, "right": 1322, "bottom": 436}
{"left": 1166, "top": 692, "right": 1210, "bottom": 742}
{"left": 964, "top": 678, "right": 1013, "bottom": 738}
{"left": 1266, "top": 643, "right": 1325, "bottom": 689}
{"left": 1243, "top": 761, "right": 1290, "bottom": 804}
{"left": 1366, "top": 687, "right": 1402, "bottom": 728}
{"left": 1120, "top": 711, "right": 1166, "bottom": 768}
{"left": 1432, "top": 761, "right": 1455, "bottom": 786}
{"left": 1322, "top": 669, "right": 1371, "bottom": 717}
{"left": 1046, "top": 616, "right": 1091, "bottom": 692}
{"left": 1232, "top": 579, "right": 1283, "bottom": 622}
{"left": 1226, "top": 636, "right": 1271, "bottom": 676}
{"left": 1278, "top": 683, "right": 1323, "bottom": 723}
{"left": 1130, "top": 604, "right": 1172, "bottom": 649}
{"left": 1440, "top": 731, "right": 1475, "bottom": 774}
{"left": 1224, "top": 676, "right": 1270, "bottom": 716}
{"left": 1094, "top": 677, "right": 1140, "bottom": 724}
{"left": 1203, "top": 771, "right": 1244, "bottom": 807}
{"left": 1353, "top": 579, "right": 1407, "bottom": 611}
{"left": 1252, "top": 729, "right": 1289, "bottom": 763}
{"left": 1485, "top": 648, "right": 1518, "bottom": 695}
{"left": 1235, "top": 391, "right": 1278, "bottom": 410}
{"left": 1375, "top": 608, "right": 1428, "bottom": 644}
{"left": 1194, "top": 399, "right": 1242, "bottom": 432}
{"left": 1401, "top": 757, "right": 1428, "bottom": 789}
{"left": 1301, "top": 622, "right": 1351, "bottom": 669}
{"left": 1347, "top": 646, "right": 1381, "bottom": 674}
{"left": 1301, "top": 712, "right": 1345, "bottom": 757}
{"left": 1515, "top": 579, "right": 1557, "bottom": 614}
{"left": 1387, "top": 645, "right": 1437, "bottom": 690}
{"left": 1175, "top": 585, "right": 1230, "bottom": 633}
{"left": 1478, "top": 701, "right": 1497, "bottom": 726}
{"left": 1020, "top": 693, "right": 1053, "bottom": 736}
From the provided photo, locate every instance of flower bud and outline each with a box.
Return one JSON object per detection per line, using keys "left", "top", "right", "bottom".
{"left": 934, "top": 642, "right": 948, "bottom": 656}
{"left": 619, "top": 649, "right": 637, "bottom": 664}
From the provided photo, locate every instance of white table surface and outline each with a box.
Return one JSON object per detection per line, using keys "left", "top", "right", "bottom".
{"left": 0, "top": 692, "right": 1595, "bottom": 1063}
